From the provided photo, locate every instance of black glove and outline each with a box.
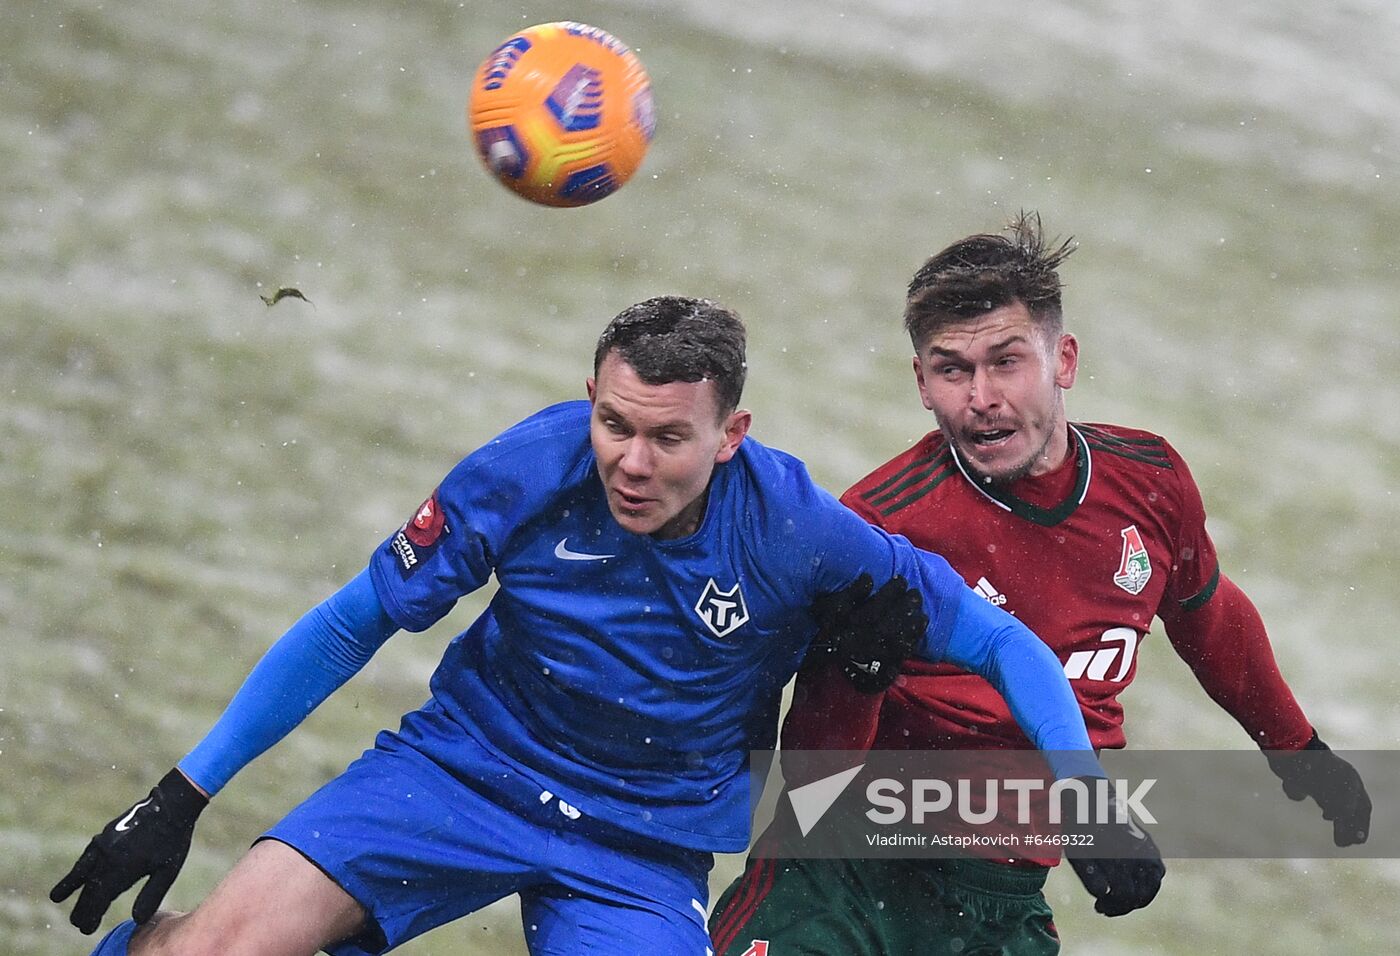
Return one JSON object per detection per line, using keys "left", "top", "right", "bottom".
{"left": 808, "top": 572, "right": 928, "bottom": 693}
{"left": 1265, "top": 731, "right": 1371, "bottom": 847}
{"left": 50, "top": 768, "right": 208, "bottom": 934}
{"left": 1061, "top": 777, "right": 1165, "bottom": 917}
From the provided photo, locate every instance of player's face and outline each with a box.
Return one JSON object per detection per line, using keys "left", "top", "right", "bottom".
{"left": 588, "top": 352, "right": 751, "bottom": 539}
{"left": 913, "top": 301, "right": 1078, "bottom": 483}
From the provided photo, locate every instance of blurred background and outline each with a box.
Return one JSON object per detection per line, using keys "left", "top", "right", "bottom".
{"left": 3, "top": 0, "right": 1397, "bottom": 952}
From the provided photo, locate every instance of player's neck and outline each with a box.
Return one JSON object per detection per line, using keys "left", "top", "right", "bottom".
{"left": 653, "top": 480, "right": 713, "bottom": 540}
{"left": 1005, "top": 426, "right": 1080, "bottom": 503}
{"left": 1021, "top": 419, "right": 1073, "bottom": 480}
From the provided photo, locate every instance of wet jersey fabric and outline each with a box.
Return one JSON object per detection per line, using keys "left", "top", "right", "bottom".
{"left": 365, "top": 401, "right": 1089, "bottom": 853}
{"left": 708, "top": 422, "right": 1314, "bottom": 950}
{"left": 842, "top": 422, "right": 1304, "bottom": 752}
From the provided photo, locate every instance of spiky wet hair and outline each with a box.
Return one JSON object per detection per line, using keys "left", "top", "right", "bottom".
{"left": 904, "top": 211, "right": 1076, "bottom": 349}
{"left": 593, "top": 295, "right": 747, "bottom": 417}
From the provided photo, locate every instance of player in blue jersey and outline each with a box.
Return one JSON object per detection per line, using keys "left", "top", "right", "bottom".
{"left": 54, "top": 296, "right": 1116, "bottom": 956}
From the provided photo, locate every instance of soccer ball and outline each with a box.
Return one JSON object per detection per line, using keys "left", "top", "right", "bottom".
{"left": 468, "top": 22, "right": 655, "bottom": 207}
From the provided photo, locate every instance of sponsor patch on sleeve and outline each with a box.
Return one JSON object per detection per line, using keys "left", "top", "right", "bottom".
{"left": 392, "top": 490, "right": 450, "bottom": 577}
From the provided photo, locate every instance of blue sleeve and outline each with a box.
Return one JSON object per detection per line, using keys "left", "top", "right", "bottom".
{"left": 369, "top": 401, "right": 595, "bottom": 632}
{"left": 758, "top": 447, "right": 1099, "bottom": 779}
{"left": 931, "top": 586, "right": 1103, "bottom": 780}
{"left": 177, "top": 567, "right": 399, "bottom": 795}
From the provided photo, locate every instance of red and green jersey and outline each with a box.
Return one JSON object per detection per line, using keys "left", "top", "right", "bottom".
{"left": 834, "top": 422, "right": 1311, "bottom": 753}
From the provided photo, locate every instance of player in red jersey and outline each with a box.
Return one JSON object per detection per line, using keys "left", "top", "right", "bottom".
{"left": 709, "top": 213, "right": 1371, "bottom": 955}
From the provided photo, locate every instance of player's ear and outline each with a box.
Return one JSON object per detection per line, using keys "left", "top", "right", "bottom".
{"left": 913, "top": 355, "right": 935, "bottom": 411}
{"left": 714, "top": 409, "right": 752, "bottom": 464}
{"left": 1054, "top": 333, "right": 1079, "bottom": 390}
{"left": 586, "top": 377, "right": 597, "bottom": 403}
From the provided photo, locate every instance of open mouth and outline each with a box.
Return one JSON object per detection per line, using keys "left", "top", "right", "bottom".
{"left": 968, "top": 428, "right": 1016, "bottom": 448}
{"left": 615, "top": 489, "right": 653, "bottom": 510}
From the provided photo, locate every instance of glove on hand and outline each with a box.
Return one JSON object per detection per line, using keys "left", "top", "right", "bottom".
{"left": 1061, "top": 776, "right": 1165, "bottom": 917}
{"left": 810, "top": 572, "right": 928, "bottom": 693}
{"left": 50, "top": 768, "right": 208, "bottom": 934}
{"left": 1265, "top": 731, "right": 1371, "bottom": 847}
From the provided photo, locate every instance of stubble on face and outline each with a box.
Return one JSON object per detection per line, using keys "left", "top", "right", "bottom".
{"left": 915, "top": 303, "right": 1075, "bottom": 487}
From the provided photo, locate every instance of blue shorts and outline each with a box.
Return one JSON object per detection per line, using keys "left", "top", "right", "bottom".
{"left": 264, "top": 725, "right": 715, "bottom": 955}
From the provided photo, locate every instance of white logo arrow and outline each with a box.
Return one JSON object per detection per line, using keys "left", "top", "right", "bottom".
{"left": 788, "top": 764, "right": 865, "bottom": 837}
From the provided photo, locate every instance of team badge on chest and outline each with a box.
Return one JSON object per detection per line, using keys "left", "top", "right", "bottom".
{"left": 1113, "top": 524, "right": 1152, "bottom": 595}
{"left": 694, "top": 578, "right": 750, "bottom": 638}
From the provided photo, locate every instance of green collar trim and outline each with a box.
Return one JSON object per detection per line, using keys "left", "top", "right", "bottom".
{"left": 949, "top": 425, "right": 1092, "bottom": 527}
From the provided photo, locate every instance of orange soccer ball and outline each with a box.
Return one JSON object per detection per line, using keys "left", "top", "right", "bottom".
{"left": 467, "top": 22, "right": 655, "bottom": 207}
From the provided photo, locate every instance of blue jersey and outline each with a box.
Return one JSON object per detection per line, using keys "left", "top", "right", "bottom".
{"left": 367, "top": 401, "right": 1050, "bottom": 852}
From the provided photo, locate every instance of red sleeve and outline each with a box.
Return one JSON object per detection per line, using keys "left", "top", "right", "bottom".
{"left": 1157, "top": 441, "right": 1220, "bottom": 610}
{"left": 780, "top": 660, "right": 885, "bottom": 755}
{"left": 839, "top": 484, "right": 881, "bottom": 524}
{"left": 1159, "top": 572, "right": 1313, "bottom": 751}
{"left": 1156, "top": 443, "right": 1312, "bottom": 750}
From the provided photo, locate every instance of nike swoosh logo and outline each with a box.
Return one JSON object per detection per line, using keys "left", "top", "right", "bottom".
{"left": 114, "top": 797, "right": 153, "bottom": 832}
{"left": 554, "top": 538, "right": 615, "bottom": 561}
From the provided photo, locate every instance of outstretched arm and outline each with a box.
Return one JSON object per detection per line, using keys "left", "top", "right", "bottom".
{"left": 794, "top": 572, "right": 1163, "bottom": 917}
{"left": 1160, "top": 572, "right": 1369, "bottom": 845}
{"left": 931, "top": 585, "right": 1101, "bottom": 779}
{"left": 51, "top": 567, "right": 398, "bottom": 934}
{"left": 180, "top": 566, "right": 398, "bottom": 793}
{"left": 934, "top": 587, "right": 1164, "bottom": 916}
{"left": 1158, "top": 571, "right": 1311, "bottom": 749}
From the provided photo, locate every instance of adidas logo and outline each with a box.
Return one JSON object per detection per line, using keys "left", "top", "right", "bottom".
{"left": 973, "top": 577, "right": 1008, "bottom": 606}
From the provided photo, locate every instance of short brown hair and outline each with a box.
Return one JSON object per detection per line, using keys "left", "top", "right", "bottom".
{"left": 594, "top": 296, "right": 747, "bottom": 417}
{"left": 904, "top": 211, "right": 1075, "bottom": 349}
